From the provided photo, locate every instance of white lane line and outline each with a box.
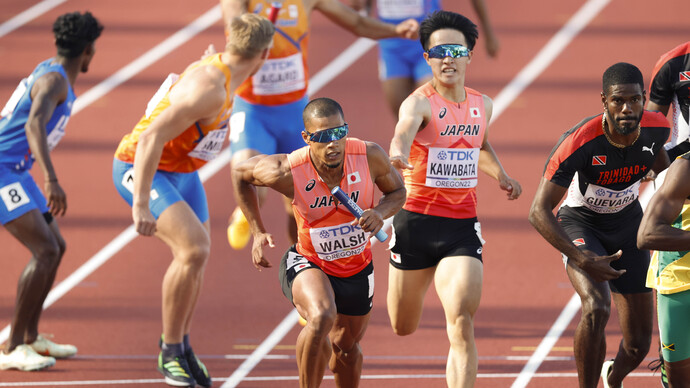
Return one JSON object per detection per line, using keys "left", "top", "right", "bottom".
{"left": 0, "top": 5, "right": 222, "bottom": 344}
{"left": 0, "top": 0, "right": 66, "bottom": 39}
{"left": 223, "top": 0, "right": 613, "bottom": 386}
{"left": 0, "top": 372, "right": 660, "bottom": 386}
{"left": 491, "top": 0, "right": 611, "bottom": 122}
{"left": 509, "top": 1, "right": 612, "bottom": 387}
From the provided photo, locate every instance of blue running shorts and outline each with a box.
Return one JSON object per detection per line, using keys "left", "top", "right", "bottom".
{"left": 229, "top": 95, "right": 308, "bottom": 155}
{"left": 378, "top": 38, "right": 431, "bottom": 82}
{"left": 112, "top": 159, "right": 209, "bottom": 223}
{"left": 0, "top": 164, "right": 49, "bottom": 225}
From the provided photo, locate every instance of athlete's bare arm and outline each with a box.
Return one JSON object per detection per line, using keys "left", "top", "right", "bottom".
{"left": 639, "top": 158, "right": 690, "bottom": 251}
{"left": 232, "top": 153, "right": 294, "bottom": 269}
{"left": 529, "top": 178, "right": 626, "bottom": 282}
{"left": 651, "top": 146, "right": 671, "bottom": 175}
{"left": 309, "top": 0, "right": 418, "bottom": 40}
{"left": 389, "top": 94, "right": 430, "bottom": 170}
{"left": 132, "top": 66, "right": 227, "bottom": 236}
{"left": 361, "top": 142, "right": 406, "bottom": 235}
{"left": 220, "top": 0, "right": 249, "bottom": 26}
{"left": 477, "top": 95, "right": 521, "bottom": 199}
{"left": 470, "top": 0, "right": 500, "bottom": 57}
{"left": 25, "top": 72, "right": 68, "bottom": 216}
{"left": 645, "top": 101, "right": 670, "bottom": 116}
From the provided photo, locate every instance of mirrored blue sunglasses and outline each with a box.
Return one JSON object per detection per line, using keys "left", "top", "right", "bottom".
{"left": 427, "top": 44, "right": 470, "bottom": 59}
{"left": 306, "top": 123, "right": 349, "bottom": 143}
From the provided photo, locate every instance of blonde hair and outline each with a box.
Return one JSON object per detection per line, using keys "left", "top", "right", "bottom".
{"left": 226, "top": 13, "right": 275, "bottom": 59}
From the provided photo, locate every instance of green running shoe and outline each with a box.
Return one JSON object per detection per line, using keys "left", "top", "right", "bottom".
{"left": 185, "top": 347, "right": 212, "bottom": 388}
{"left": 158, "top": 351, "right": 196, "bottom": 387}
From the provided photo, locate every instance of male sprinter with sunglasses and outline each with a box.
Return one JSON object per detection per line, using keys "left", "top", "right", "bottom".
{"left": 220, "top": 0, "right": 418, "bottom": 252}
{"left": 232, "top": 97, "right": 405, "bottom": 387}
{"left": 386, "top": 11, "right": 521, "bottom": 387}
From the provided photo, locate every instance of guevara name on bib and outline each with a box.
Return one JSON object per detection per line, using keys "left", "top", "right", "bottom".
{"left": 565, "top": 177, "right": 640, "bottom": 214}
{"left": 425, "top": 147, "right": 479, "bottom": 188}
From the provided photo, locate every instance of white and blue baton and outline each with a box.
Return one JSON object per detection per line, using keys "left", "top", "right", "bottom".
{"left": 331, "top": 186, "right": 388, "bottom": 242}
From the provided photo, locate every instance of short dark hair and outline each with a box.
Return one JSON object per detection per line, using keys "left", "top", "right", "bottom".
{"left": 303, "top": 97, "right": 345, "bottom": 126}
{"left": 602, "top": 62, "right": 644, "bottom": 94}
{"left": 419, "top": 11, "right": 478, "bottom": 51}
{"left": 53, "top": 11, "right": 103, "bottom": 58}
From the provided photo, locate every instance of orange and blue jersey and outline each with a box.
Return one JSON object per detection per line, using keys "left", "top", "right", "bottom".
{"left": 114, "top": 54, "right": 232, "bottom": 173}
{"left": 236, "top": 0, "right": 309, "bottom": 106}
{"left": 289, "top": 138, "right": 376, "bottom": 277}
{"left": 404, "top": 83, "right": 486, "bottom": 219}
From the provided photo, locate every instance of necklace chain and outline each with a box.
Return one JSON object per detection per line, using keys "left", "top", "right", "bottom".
{"left": 602, "top": 114, "right": 639, "bottom": 148}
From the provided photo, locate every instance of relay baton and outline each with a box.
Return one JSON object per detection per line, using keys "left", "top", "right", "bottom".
{"left": 331, "top": 186, "right": 388, "bottom": 242}
{"left": 267, "top": 2, "right": 282, "bottom": 24}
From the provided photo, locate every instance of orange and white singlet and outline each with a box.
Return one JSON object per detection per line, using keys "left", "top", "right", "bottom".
{"left": 114, "top": 54, "right": 232, "bottom": 173}
{"left": 404, "top": 83, "right": 487, "bottom": 219}
{"left": 289, "top": 138, "right": 376, "bottom": 277}
{"left": 236, "top": 0, "right": 309, "bottom": 106}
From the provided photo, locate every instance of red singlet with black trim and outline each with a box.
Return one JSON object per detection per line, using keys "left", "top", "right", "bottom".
{"left": 289, "top": 138, "right": 376, "bottom": 277}
{"left": 544, "top": 111, "right": 669, "bottom": 216}
{"left": 403, "top": 83, "right": 486, "bottom": 219}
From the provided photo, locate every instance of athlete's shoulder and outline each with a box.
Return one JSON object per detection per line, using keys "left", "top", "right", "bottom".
{"left": 559, "top": 115, "right": 602, "bottom": 147}
{"left": 655, "top": 42, "right": 690, "bottom": 66}
{"left": 641, "top": 110, "right": 671, "bottom": 128}
{"left": 287, "top": 144, "right": 310, "bottom": 167}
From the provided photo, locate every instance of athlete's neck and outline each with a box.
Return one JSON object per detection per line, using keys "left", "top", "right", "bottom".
{"left": 54, "top": 56, "right": 80, "bottom": 86}
{"left": 431, "top": 78, "right": 466, "bottom": 103}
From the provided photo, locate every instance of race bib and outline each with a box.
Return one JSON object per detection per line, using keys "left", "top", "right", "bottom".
{"left": 566, "top": 178, "right": 640, "bottom": 214}
{"left": 1, "top": 76, "right": 31, "bottom": 118}
{"left": 188, "top": 126, "right": 228, "bottom": 161}
{"left": 377, "top": 0, "right": 423, "bottom": 19}
{"left": 310, "top": 222, "right": 370, "bottom": 262}
{"left": 425, "top": 147, "right": 479, "bottom": 188}
{"left": 145, "top": 73, "right": 179, "bottom": 118}
{"left": 46, "top": 115, "right": 69, "bottom": 151}
{"left": 0, "top": 182, "right": 30, "bottom": 212}
{"left": 121, "top": 168, "right": 159, "bottom": 200}
{"left": 251, "top": 53, "right": 305, "bottom": 96}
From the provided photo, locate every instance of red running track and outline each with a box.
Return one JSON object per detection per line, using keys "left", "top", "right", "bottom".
{"left": 0, "top": 0, "right": 687, "bottom": 386}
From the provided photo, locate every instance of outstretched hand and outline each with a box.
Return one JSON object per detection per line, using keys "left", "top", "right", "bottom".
{"left": 396, "top": 19, "right": 419, "bottom": 40}
{"left": 499, "top": 175, "right": 522, "bottom": 200}
{"left": 390, "top": 155, "right": 413, "bottom": 171}
{"left": 580, "top": 250, "right": 626, "bottom": 282}
{"left": 251, "top": 232, "right": 275, "bottom": 270}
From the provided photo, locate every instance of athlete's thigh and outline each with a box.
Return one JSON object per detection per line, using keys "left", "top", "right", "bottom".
{"left": 330, "top": 312, "right": 371, "bottom": 350}
{"left": 4, "top": 209, "right": 56, "bottom": 255}
{"left": 658, "top": 290, "right": 690, "bottom": 363}
{"left": 611, "top": 291, "right": 653, "bottom": 344}
{"left": 155, "top": 200, "right": 209, "bottom": 255}
{"left": 171, "top": 170, "right": 209, "bottom": 224}
{"left": 291, "top": 263, "right": 336, "bottom": 318}
{"left": 434, "top": 255, "right": 483, "bottom": 318}
{"left": 381, "top": 77, "right": 416, "bottom": 114}
{"left": 387, "top": 264, "right": 435, "bottom": 322}
{"left": 229, "top": 96, "right": 278, "bottom": 155}
{"left": 559, "top": 210, "right": 612, "bottom": 305}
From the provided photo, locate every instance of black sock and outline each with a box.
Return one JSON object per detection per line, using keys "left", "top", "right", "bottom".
{"left": 183, "top": 334, "right": 192, "bottom": 355}
{"left": 161, "top": 341, "right": 184, "bottom": 359}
